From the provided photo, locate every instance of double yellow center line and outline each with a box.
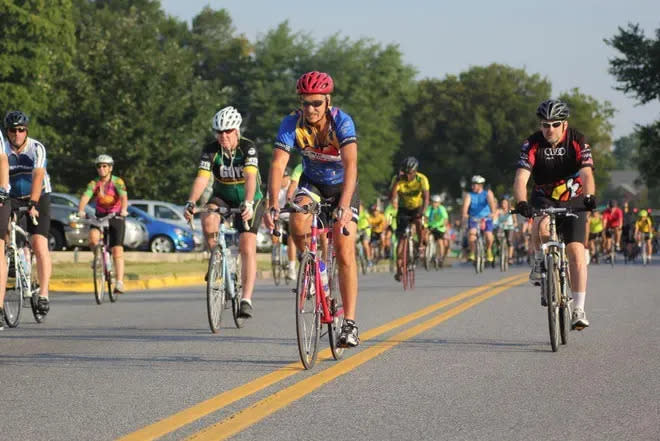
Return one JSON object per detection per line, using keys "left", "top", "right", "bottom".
{"left": 119, "top": 272, "right": 527, "bottom": 441}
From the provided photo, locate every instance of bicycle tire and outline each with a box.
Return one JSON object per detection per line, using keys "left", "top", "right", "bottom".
{"left": 272, "top": 244, "right": 282, "bottom": 286}
{"left": 295, "top": 252, "right": 320, "bottom": 369}
{"left": 282, "top": 246, "right": 291, "bottom": 286}
{"left": 206, "top": 246, "right": 225, "bottom": 333}
{"left": 500, "top": 237, "right": 508, "bottom": 272}
{"left": 328, "top": 296, "right": 345, "bottom": 360}
{"left": 424, "top": 240, "right": 433, "bottom": 271}
{"left": 407, "top": 236, "right": 415, "bottom": 290}
{"left": 3, "top": 250, "right": 22, "bottom": 328}
{"left": 107, "top": 250, "right": 117, "bottom": 303}
{"left": 545, "top": 253, "right": 560, "bottom": 352}
{"left": 232, "top": 254, "right": 246, "bottom": 328}
{"left": 358, "top": 243, "right": 367, "bottom": 275}
{"left": 29, "top": 253, "right": 45, "bottom": 324}
{"left": 401, "top": 239, "right": 408, "bottom": 290}
{"left": 93, "top": 245, "right": 105, "bottom": 305}
{"left": 475, "top": 237, "right": 484, "bottom": 274}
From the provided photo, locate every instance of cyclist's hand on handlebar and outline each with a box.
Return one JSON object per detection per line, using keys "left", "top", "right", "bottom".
{"left": 264, "top": 207, "right": 278, "bottom": 230}
{"left": 584, "top": 194, "right": 596, "bottom": 211}
{"left": 77, "top": 211, "right": 86, "bottom": 219}
{"left": 515, "top": 201, "right": 534, "bottom": 218}
{"left": 240, "top": 200, "right": 254, "bottom": 221}
{"left": 183, "top": 201, "right": 195, "bottom": 221}
{"left": 119, "top": 210, "right": 128, "bottom": 217}
{"left": 0, "top": 188, "right": 8, "bottom": 204}
{"left": 336, "top": 206, "right": 353, "bottom": 230}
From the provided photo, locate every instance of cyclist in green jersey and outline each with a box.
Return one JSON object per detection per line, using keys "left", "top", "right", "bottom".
{"left": 184, "top": 106, "right": 264, "bottom": 319}
{"left": 357, "top": 202, "right": 373, "bottom": 265}
{"left": 383, "top": 202, "right": 397, "bottom": 259}
{"left": 425, "top": 194, "right": 449, "bottom": 266}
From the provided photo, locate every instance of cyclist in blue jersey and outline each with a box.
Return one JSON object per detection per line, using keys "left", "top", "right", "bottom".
{"left": 0, "top": 129, "right": 11, "bottom": 329}
{"left": 265, "top": 71, "right": 360, "bottom": 348}
{"left": 461, "top": 175, "right": 498, "bottom": 263}
{"left": 4, "top": 111, "right": 52, "bottom": 315}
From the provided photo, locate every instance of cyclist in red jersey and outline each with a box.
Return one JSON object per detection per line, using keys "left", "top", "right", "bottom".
{"left": 602, "top": 199, "right": 623, "bottom": 254}
{"left": 77, "top": 155, "right": 129, "bottom": 293}
{"left": 513, "top": 99, "right": 595, "bottom": 330}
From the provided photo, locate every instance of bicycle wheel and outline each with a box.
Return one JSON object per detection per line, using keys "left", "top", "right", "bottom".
{"left": 272, "top": 244, "right": 282, "bottom": 286}
{"left": 28, "top": 252, "right": 45, "bottom": 324}
{"left": 424, "top": 240, "right": 433, "bottom": 271}
{"left": 500, "top": 238, "right": 508, "bottom": 272}
{"left": 475, "top": 238, "right": 484, "bottom": 274}
{"left": 401, "top": 239, "right": 408, "bottom": 290}
{"left": 206, "top": 246, "right": 225, "bottom": 333}
{"left": 232, "top": 254, "right": 246, "bottom": 328}
{"left": 327, "top": 295, "right": 345, "bottom": 361}
{"left": 407, "top": 236, "right": 415, "bottom": 290}
{"left": 357, "top": 244, "right": 367, "bottom": 275}
{"left": 296, "top": 252, "right": 321, "bottom": 369}
{"left": 545, "top": 253, "right": 560, "bottom": 352}
{"left": 107, "top": 251, "right": 118, "bottom": 303}
{"left": 3, "top": 250, "right": 22, "bottom": 328}
{"left": 282, "top": 245, "right": 291, "bottom": 286}
{"left": 93, "top": 245, "right": 105, "bottom": 305}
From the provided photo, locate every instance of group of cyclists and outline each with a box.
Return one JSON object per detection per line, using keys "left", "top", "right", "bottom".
{"left": 2, "top": 70, "right": 655, "bottom": 346}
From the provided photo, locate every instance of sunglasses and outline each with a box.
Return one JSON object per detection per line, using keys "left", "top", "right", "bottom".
{"left": 301, "top": 99, "right": 325, "bottom": 108}
{"left": 541, "top": 121, "right": 563, "bottom": 129}
{"left": 215, "top": 129, "right": 234, "bottom": 135}
{"left": 8, "top": 127, "right": 27, "bottom": 133}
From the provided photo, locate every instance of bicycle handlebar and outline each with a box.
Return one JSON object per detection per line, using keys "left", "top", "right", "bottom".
{"left": 511, "top": 206, "right": 591, "bottom": 218}
{"left": 190, "top": 206, "right": 248, "bottom": 231}
{"left": 274, "top": 204, "right": 350, "bottom": 236}
{"left": 71, "top": 212, "right": 118, "bottom": 228}
{"left": 13, "top": 206, "right": 39, "bottom": 226}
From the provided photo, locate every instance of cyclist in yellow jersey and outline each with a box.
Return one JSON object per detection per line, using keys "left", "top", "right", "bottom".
{"left": 587, "top": 210, "right": 604, "bottom": 261}
{"left": 357, "top": 202, "right": 372, "bottom": 266}
{"left": 634, "top": 209, "right": 653, "bottom": 261}
{"left": 368, "top": 204, "right": 386, "bottom": 262}
{"left": 391, "top": 157, "right": 429, "bottom": 281}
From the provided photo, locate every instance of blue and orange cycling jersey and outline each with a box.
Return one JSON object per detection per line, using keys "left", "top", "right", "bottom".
{"left": 274, "top": 107, "right": 357, "bottom": 185}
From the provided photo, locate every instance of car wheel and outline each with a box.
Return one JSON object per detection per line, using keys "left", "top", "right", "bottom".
{"left": 150, "top": 235, "right": 174, "bottom": 253}
{"left": 49, "top": 226, "right": 66, "bottom": 251}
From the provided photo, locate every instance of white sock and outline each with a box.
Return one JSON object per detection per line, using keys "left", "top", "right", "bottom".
{"left": 289, "top": 260, "right": 296, "bottom": 269}
{"left": 241, "top": 298, "right": 252, "bottom": 306}
{"left": 573, "top": 292, "right": 586, "bottom": 310}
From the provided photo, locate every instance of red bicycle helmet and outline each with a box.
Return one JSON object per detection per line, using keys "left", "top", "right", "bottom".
{"left": 296, "top": 71, "right": 334, "bottom": 95}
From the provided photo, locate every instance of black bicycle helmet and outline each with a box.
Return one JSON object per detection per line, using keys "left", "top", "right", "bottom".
{"left": 4, "top": 110, "right": 29, "bottom": 129}
{"left": 401, "top": 156, "right": 419, "bottom": 173}
{"left": 536, "top": 99, "right": 569, "bottom": 121}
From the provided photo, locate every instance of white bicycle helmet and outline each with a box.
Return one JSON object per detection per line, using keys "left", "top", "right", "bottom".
{"left": 431, "top": 194, "right": 442, "bottom": 203}
{"left": 212, "top": 106, "right": 242, "bottom": 132}
{"left": 95, "top": 154, "right": 114, "bottom": 165}
{"left": 471, "top": 175, "right": 485, "bottom": 184}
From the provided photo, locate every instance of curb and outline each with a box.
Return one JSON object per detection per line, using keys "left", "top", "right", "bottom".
{"left": 50, "top": 259, "right": 452, "bottom": 293}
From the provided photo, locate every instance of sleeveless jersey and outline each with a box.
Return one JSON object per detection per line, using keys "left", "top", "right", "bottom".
{"left": 468, "top": 190, "right": 490, "bottom": 218}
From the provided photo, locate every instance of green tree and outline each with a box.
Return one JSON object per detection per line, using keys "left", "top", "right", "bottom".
{"left": 401, "top": 64, "right": 551, "bottom": 199}
{"left": 606, "top": 24, "right": 660, "bottom": 194}
{"left": 559, "top": 88, "right": 615, "bottom": 192}
{"left": 0, "top": 0, "right": 76, "bottom": 145}
{"left": 52, "top": 0, "right": 210, "bottom": 201}
{"left": 612, "top": 133, "right": 640, "bottom": 169}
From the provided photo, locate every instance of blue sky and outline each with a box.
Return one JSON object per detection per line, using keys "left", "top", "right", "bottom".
{"left": 161, "top": 0, "right": 660, "bottom": 140}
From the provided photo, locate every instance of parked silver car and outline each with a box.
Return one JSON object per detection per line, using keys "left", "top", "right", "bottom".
{"left": 49, "top": 192, "right": 148, "bottom": 250}
{"left": 128, "top": 199, "right": 204, "bottom": 250}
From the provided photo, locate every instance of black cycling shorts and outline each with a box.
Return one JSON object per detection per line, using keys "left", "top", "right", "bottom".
{"left": 207, "top": 197, "right": 265, "bottom": 235}
{"left": 91, "top": 212, "right": 126, "bottom": 248}
{"left": 530, "top": 194, "right": 587, "bottom": 245}
{"left": 296, "top": 175, "right": 359, "bottom": 226}
{"left": 370, "top": 231, "right": 383, "bottom": 243}
{"left": 12, "top": 194, "right": 51, "bottom": 239}
{"left": 430, "top": 228, "right": 445, "bottom": 241}
{"left": 396, "top": 206, "right": 424, "bottom": 239}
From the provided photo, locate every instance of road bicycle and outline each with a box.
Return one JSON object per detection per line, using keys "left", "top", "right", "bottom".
{"left": 355, "top": 234, "right": 369, "bottom": 275}
{"left": 271, "top": 219, "right": 290, "bottom": 286}
{"left": 193, "top": 207, "right": 246, "bottom": 334}
{"left": 496, "top": 228, "right": 510, "bottom": 272}
{"left": 399, "top": 222, "right": 416, "bottom": 291}
{"left": 3, "top": 206, "right": 44, "bottom": 327}
{"left": 470, "top": 217, "right": 487, "bottom": 274}
{"left": 279, "top": 187, "right": 347, "bottom": 369}
{"left": 518, "top": 206, "right": 588, "bottom": 352}
{"left": 638, "top": 233, "right": 652, "bottom": 265}
{"left": 74, "top": 213, "right": 119, "bottom": 304}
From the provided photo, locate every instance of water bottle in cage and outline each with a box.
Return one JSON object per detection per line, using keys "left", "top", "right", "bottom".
{"left": 319, "top": 261, "right": 329, "bottom": 295}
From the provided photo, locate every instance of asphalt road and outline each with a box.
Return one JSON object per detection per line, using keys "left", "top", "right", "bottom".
{"left": 1, "top": 260, "right": 658, "bottom": 441}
